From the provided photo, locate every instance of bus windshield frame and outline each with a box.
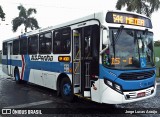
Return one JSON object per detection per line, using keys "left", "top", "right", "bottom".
{"left": 102, "top": 27, "right": 155, "bottom": 70}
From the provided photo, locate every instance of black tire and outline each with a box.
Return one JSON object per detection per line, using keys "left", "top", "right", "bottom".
{"left": 60, "top": 77, "right": 74, "bottom": 102}
{"left": 14, "top": 69, "right": 21, "bottom": 84}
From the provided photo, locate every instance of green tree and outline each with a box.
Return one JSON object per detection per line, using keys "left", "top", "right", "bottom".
{"left": 0, "top": 5, "right": 5, "bottom": 20}
{"left": 154, "top": 41, "right": 160, "bottom": 47}
{"left": 116, "top": 0, "right": 160, "bottom": 17}
{"left": 12, "top": 5, "right": 39, "bottom": 32}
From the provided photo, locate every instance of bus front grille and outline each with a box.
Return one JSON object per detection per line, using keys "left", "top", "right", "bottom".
{"left": 118, "top": 70, "right": 155, "bottom": 80}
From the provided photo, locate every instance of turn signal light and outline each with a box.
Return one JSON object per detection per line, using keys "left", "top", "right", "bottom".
{"left": 58, "top": 56, "right": 70, "bottom": 62}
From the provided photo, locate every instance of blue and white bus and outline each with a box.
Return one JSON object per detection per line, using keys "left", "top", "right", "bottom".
{"left": 2, "top": 10, "right": 158, "bottom": 104}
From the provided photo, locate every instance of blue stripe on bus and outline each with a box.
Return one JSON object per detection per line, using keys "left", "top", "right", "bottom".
{"left": 99, "top": 64, "right": 156, "bottom": 91}
{"left": 23, "top": 55, "right": 30, "bottom": 81}
{"left": 2, "top": 59, "right": 71, "bottom": 73}
{"left": 3, "top": 57, "right": 155, "bottom": 90}
{"left": 2, "top": 55, "right": 71, "bottom": 82}
{"left": 2, "top": 59, "right": 22, "bottom": 67}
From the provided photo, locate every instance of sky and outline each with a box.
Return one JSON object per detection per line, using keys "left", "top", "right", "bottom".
{"left": 0, "top": 0, "right": 160, "bottom": 50}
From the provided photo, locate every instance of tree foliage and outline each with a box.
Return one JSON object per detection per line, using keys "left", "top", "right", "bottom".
{"left": 0, "top": 5, "right": 5, "bottom": 20}
{"left": 154, "top": 41, "right": 160, "bottom": 47}
{"left": 116, "top": 0, "right": 160, "bottom": 17}
{"left": 12, "top": 4, "right": 39, "bottom": 32}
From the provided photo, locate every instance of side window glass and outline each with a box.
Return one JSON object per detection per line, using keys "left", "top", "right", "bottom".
{"left": 28, "top": 35, "right": 38, "bottom": 54}
{"left": 84, "top": 26, "right": 92, "bottom": 57}
{"left": 3, "top": 42, "right": 7, "bottom": 55}
{"left": 62, "top": 28, "right": 71, "bottom": 54}
{"left": 13, "top": 39, "right": 19, "bottom": 55}
{"left": 39, "top": 32, "right": 52, "bottom": 54}
{"left": 53, "top": 28, "right": 71, "bottom": 54}
{"left": 20, "top": 37, "right": 28, "bottom": 54}
{"left": 53, "top": 31, "right": 61, "bottom": 54}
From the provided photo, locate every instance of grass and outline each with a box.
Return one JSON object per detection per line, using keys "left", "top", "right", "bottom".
{"left": 154, "top": 47, "right": 160, "bottom": 77}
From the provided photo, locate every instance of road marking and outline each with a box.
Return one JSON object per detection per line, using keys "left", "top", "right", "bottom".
{"left": 3, "top": 100, "right": 53, "bottom": 108}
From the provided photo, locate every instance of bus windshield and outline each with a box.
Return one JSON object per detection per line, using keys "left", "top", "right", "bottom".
{"left": 102, "top": 28, "right": 154, "bottom": 70}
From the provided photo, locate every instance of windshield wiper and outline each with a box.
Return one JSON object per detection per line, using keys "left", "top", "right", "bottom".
{"left": 112, "top": 25, "right": 124, "bottom": 45}
{"left": 143, "top": 29, "right": 148, "bottom": 36}
{"left": 111, "top": 25, "right": 124, "bottom": 58}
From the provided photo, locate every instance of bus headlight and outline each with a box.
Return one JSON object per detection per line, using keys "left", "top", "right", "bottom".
{"left": 106, "top": 80, "right": 113, "bottom": 87}
{"left": 104, "top": 78, "right": 123, "bottom": 94}
{"left": 115, "top": 84, "right": 121, "bottom": 92}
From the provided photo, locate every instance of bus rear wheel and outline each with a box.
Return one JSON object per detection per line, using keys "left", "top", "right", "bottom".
{"left": 60, "top": 77, "right": 74, "bottom": 102}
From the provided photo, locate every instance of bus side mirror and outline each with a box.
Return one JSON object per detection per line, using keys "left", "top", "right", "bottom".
{"left": 155, "top": 57, "right": 160, "bottom": 62}
{"left": 100, "top": 29, "right": 109, "bottom": 55}
{"left": 103, "top": 29, "right": 110, "bottom": 45}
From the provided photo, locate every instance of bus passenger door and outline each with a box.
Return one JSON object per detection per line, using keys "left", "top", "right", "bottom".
{"left": 73, "top": 30, "right": 81, "bottom": 94}
{"left": 7, "top": 43, "right": 13, "bottom": 75}
{"left": 73, "top": 25, "right": 100, "bottom": 97}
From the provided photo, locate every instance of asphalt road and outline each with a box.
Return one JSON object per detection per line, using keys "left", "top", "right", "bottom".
{"left": 0, "top": 64, "right": 160, "bottom": 117}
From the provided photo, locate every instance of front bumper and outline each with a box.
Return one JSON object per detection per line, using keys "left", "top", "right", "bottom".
{"left": 101, "top": 82, "right": 156, "bottom": 104}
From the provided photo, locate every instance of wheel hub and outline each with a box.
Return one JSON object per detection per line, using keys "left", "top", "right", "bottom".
{"left": 63, "top": 83, "right": 71, "bottom": 96}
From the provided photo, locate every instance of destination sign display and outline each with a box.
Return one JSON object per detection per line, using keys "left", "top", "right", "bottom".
{"left": 106, "top": 12, "right": 152, "bottom": 28}
{"left": 111, "top": 57, "right": 132, "bottom": 65}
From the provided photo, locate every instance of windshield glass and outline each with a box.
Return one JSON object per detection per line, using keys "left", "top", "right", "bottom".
{"left": 102, "top": 28, "right": 154, "bottom": 70}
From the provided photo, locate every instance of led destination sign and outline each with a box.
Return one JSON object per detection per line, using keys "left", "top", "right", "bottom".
{"left": 111, "top": 57, "right": 132, "bottom": 65}
{"left": 113, "top": 14, "right": 145, "bottom": 26}
{"left": 106, "top": 12, "right": 152, "bottom": 28}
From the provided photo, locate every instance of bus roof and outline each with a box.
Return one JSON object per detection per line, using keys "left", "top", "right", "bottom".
{"left": 24, "top": 10, "right": 151, "bottom": 35}
{"left": 2, "top": 10, "right": 151, "bottom": 42}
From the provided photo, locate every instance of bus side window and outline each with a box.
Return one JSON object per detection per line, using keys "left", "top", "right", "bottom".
{"left": 3, "top": 42, "right": 7, "bottom": 55}
{"left": 20, "top": 37, "right": 28, "bottom": 54}
{"left": 61, "top": 28, "right": 71, "bottom": 54}
{"left": 53, "top": 27, "right": 71, "bottom": 54}
{"left": 53, "top": 31, "right": 61, "bottom": 54}
{"left": 39, "top": 32, "right": 52, "bottom": 54}
{"left": 13, "top": 39, "right": 19, "bottom": 55}
{"left": 28, "top": 35, "right": 38, "bottom": 54}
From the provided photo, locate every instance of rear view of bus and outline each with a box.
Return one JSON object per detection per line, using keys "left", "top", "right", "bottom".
{"left": 100, "top": 11, "right": 156, "bottom": 104}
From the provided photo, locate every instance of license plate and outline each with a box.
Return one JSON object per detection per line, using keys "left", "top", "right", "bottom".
{"left": 137, "top": 92, "right": 145, "bottom": 98}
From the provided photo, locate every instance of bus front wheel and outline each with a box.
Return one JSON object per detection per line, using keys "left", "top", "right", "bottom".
{"left": 60, "top": 77, "right": 74, "bottom": 102}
